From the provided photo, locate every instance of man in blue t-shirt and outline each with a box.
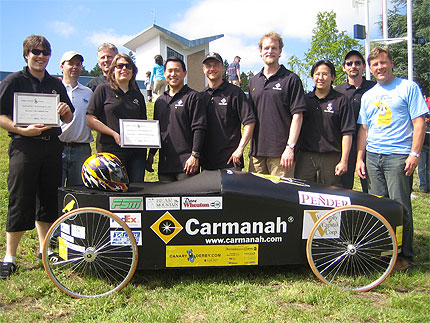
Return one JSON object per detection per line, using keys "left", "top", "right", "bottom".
{"left": 227, "top": 56, "right": 241, "bottom": 87}
{"left": 356, "top": 47, "right": 427, "bottom": 271}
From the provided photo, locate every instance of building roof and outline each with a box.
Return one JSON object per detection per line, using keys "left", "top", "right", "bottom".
{"left": 123, "top": 24, "right": 224, "bottom": 51}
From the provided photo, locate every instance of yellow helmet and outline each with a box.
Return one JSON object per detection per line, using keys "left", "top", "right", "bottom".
{"left": 81, "top": 153, "right": 129, "bottom": 192}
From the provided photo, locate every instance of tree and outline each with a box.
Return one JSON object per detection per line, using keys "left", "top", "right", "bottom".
{"left": 383, "top": 0, "right": 430, "bottom": 94}
{"left": 88, "top": 64, "right": 102, "bottom": 77}
{"left": 80, "top": 65, "right": 91, "bottom": 76}
{"left": 288, "top": 11, "right": 362, "bottom": 88}
{"left": 222, "top": 59, "right": 229, "bottom": 80}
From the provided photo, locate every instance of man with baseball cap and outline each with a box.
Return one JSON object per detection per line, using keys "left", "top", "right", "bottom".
{"left": 200, "top": 52, "right": 255, "bottom": 170}
{"left": 59, "top": 51, "right": 94, "bottom": 186}
{"left": 228, "top": 55, "right": 241, "bottom": 86}
{"left": 336, "top": 50, "right": 375, "bottom": 191}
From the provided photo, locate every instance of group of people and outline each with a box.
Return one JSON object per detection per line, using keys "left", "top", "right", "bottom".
{"left": 0, "top": 31, "right": 428, "bottom": 279}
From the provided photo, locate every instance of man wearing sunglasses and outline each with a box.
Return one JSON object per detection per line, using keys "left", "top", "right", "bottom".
{"left": 336, "top": 50, "right": 375, "bottom": 192}
{"left": 0, "top": 35, "right": 74, "bottom": 279}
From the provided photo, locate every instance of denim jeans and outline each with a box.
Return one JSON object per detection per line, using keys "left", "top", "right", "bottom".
{"left": 62, "top": 144, "right": 92, "bottom": 186}
{"left": 418, "top": 145, "right": 429, "bottom": 191}
{"left": 102, "top": 145, "right": 146, "bottom": 183}
{"left": 366, "top": 152, "right": 414, "bottom": 260}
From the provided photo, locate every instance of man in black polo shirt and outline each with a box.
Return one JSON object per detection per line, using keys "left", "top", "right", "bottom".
{"left": 86, "top": 43, "right": 118, "bottom": 91}
{"left": 295, "top": 60, "right": 355, "bottom": 186}
{"left": 200, "top": 52, "right": 255, "bottom": 170}
{"left": 146, "top": 57, "right": 206, "bottom": 181}
{"left": 0, "top": 35, "right": 74, "bottom": 279}
{"left": 336, "top": 50, "right": 375, "bottom": 191}
{"left": 248, "top": 32, "right": 307, "bottom": 177}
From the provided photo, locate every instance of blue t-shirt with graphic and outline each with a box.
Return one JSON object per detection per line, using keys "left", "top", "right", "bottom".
{"left": 358, "top": 77, "right": 427, "bottom": 155}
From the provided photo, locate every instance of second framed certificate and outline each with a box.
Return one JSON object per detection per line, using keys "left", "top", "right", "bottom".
{"left": 119, "top": 119, "right": 161, "bottom": 148}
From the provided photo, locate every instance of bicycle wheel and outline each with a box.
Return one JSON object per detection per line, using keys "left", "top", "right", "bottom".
{"left": 306, "top": 205, "right": 397, "bottom": 291}
{"left": 42, "top": 207, "right": 138, "bottom": 298}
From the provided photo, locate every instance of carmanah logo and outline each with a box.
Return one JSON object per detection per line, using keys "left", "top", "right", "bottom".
{"left": 151, "top": 211, "right": 183, "bottom": 244}
{"left": 109, "top": 197, "right": 144, "bottom": 210}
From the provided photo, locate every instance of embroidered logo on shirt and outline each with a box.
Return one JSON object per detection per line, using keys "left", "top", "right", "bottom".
{"left": 324, "top": 102, "right": 334, "bottom": 113}
{"left": 219, "top": 98, "right": 228, "bottom": 106}
{"left": 272, "top": 83, "right": 282, "bottom": 90}
{"left": 175, "top": 100, "right": 184, "bottom": 109}
{"left": 133, "top": 99, "right": 139, "bottom": 105}
{"left": 83, "top": 98, "right": 89, "bottom": 103}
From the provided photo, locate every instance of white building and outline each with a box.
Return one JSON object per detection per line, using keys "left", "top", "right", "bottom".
{"left": 124, "top": 24, "right": 223, "bottom": 91}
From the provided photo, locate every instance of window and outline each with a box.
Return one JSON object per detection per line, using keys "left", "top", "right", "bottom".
{"left": 167, "top": 47, "right": 184, "bottom": 61}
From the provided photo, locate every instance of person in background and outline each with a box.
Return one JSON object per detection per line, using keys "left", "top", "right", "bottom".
{"left": 146, "top": 56, "right": 206, "bottom": 181}
{"left": 227, "top": 56, "right": 241, "bottom": 87}
{"left": 150, "top": 55, "right": 167, "bottom": 100}
{"left": 144, "top": 71, "right": 152, "bottom": 102}
{"left": 200, "top": 52, "right": 255, "bottom": 170}
{"left": 86, "top": 43, "right": 118, "bottom": 91}
{"left": 336, "top": 50, "right": 375, "bottom": 192}
{"left": 0, "top": 35, "right": 74, "bottom": 278}
{"left": 86, "top": 53, "right": 147, "bottom": 183}
{"left": 295, "top": 60, "right": 355, "bottom": 186}
{"left": 417, "top": 105, "right": 429, "bottom": 193}
{"left": 86, "top": 43, "right": 118, "bottom": 153}
{"left": 356, "top": 46, "right": 427, "bottom": 271}
{"left": 59, "top": 51, "right": 93, "bottom": 186}
{"left": 248, "top": 32, "right": 307, "bottom": 177}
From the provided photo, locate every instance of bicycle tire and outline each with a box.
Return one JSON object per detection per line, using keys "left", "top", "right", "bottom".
{"left": 42, "top": 207, "right": 138, "bottom": 298}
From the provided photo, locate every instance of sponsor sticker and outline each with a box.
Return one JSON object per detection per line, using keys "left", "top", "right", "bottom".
{"left": 109, "top": 197, "right": 144, "bottom": 211}
{"left": 71, "top": 224, "right": 85, "bottom": 239}
{"left": 302, "top": 209, "right": 341, "bottom": 239}
{"left": 61, "top": 231, "right": 74, "bottom": 243}
{"left": 110, "top": 230, "right": 142, "bottom": 246}
{"left": 298, "top": 191, "right": 351, "bottom": 208}
{"left": 111, "top": 213, "right": 142, "bottom": 228}
{"left": 58, "top": 237, "right": 68, "bottom": 261}
{"left": 151, "top": 212, "right": 183, "bottom": 244}
{"left": 182, "top": 197, "right": 222, "bottom": 210}
{"left": 146, "top": 197, "right": 180, "bottom": 211}
{"left": 252, "top": 173, "right": 310, "bottom": 187}
{"left": 166, "top": 244, "right": 258, "bottom": 267}
{"left": 396, "top": 225, "right": 403, "bottom": 246}
{"left": 60, "top": 222, "right": 70, "bottom": 235}
{"left": 62, "top": 193, "right": 79, "bottom": 214}
{"left": 65, "top": 240, "right": 85, "bottom": 253}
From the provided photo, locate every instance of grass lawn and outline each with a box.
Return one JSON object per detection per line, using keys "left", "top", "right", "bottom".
{"left": 0, "top": 102, "right": 429, "bottom": 322}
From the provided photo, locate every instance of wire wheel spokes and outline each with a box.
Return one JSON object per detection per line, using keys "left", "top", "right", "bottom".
{"left": 42, "top": 207, "right": 138, "bottom": 298}
{"left": 306, "top": 205, "right": 397, "bottom": 291}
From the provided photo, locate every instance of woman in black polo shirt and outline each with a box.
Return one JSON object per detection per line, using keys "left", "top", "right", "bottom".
{"left": 87, "top": 53, "right": 147, "bottom": 182}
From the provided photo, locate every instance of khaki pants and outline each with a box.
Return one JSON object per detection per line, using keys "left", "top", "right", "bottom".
{"left": 229, "top": 80, "right": 240, "bottom": 87}
{"left": 249, "top": 156, "right": 294, "bottom": 177}
{"left": 295, "top": 151, "right": 341, "bottom": 186}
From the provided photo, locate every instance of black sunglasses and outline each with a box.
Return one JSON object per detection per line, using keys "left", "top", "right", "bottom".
{"left": 31, "top": 49, "right": 51, "bottom": 56}
{"left": 345, "top": 60, "right": 362, "bottom": 67}
{"left": 115, "top": 63, "right": 132, "bottom": 70}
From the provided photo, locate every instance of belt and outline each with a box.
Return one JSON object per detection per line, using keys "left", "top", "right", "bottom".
{"left": 12, "top": 134, "right": 51, "bottom": 140}
{"left": 63, "top": 142, "right": 89, "bottom": 147}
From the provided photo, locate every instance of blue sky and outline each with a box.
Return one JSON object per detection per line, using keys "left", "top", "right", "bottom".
{"left": 0, "top": 0, "right": 389, "bottom": 79}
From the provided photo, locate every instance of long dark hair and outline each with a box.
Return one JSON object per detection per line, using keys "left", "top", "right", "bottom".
{"left": 107, "top": 53, "right": 139, "bottom": 91}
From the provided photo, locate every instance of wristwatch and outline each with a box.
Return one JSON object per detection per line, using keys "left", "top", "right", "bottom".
{"left": 409, "top": 151, "right": 420, "bottom": 158}
{"left": 191, "top": 151, "right": 200, "bottom": 158}
{"left": 287, "top": 143, "right": 296, "bottom": 149}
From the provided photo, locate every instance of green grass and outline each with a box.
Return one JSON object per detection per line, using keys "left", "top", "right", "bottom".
{"left": 0, "top": 103, "right": 429, "bottom": 322}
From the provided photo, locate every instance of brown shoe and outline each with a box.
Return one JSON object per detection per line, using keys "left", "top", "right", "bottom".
{"left": 393, "top": 257, "right": 411, "bottom": 271}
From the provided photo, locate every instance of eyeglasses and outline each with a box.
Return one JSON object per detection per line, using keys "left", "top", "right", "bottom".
{"left": 31, "top": 49, "right": 51, "bottom": 56}
{"left": 345, "top": 60, "right": 362, "bottom": 67}
{"left": 115, "top": 63, "right": 132, "bottom": 70}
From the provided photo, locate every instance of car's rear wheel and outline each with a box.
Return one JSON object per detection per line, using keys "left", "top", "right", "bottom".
{"left": 306, "top": 205, "right": 397, "bottom": 291}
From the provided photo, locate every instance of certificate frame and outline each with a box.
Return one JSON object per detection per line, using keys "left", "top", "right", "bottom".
{"left": 13, "top": 92, "right": 60, "bottom": 127}
{"left": 119, "top": 119, "right": 161, "bottom": 148}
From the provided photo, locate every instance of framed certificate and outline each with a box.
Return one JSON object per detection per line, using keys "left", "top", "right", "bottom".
{"left": 119, "top": 119, "right": 161, "bottom": 148}
{"left": 13, "top": 92, "right": 60, "bottom": 127}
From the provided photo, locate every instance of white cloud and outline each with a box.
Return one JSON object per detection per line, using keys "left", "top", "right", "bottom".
{"left": 170, "top": 0, "right": 389, "bottom": 71}
{"left": 49, "top": 21, "right": 75, "bottom": 37}
{"left": 86, "top": 29, "right": 135, "bottom": 53}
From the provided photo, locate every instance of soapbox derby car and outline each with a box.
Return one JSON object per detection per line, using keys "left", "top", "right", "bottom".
{"left": 42, "top": 169, "right": 403, "bottom": 298}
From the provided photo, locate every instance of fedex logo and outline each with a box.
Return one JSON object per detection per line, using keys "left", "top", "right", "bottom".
{"left": 111, "top": 213, "right": 142, "bottom": 228}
